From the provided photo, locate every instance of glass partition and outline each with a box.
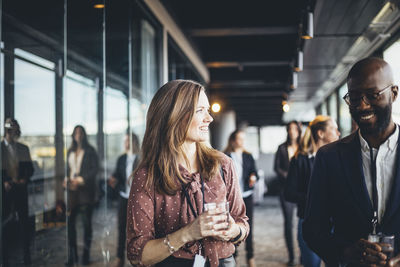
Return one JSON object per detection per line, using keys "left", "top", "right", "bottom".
{"left": 1, "top": 0, "right": 163, "bottom": 265}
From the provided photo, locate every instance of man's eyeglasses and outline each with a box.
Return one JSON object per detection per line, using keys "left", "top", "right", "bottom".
{"left": 343, "top": 84, "right": 394, "bottom": 107}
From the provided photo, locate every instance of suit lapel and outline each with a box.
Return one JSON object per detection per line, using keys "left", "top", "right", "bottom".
{"left": 339, "top": 133, "right": 374, "bottom": 219}
{"left": 381, "top": 132, "right": 400, "bottom": 226}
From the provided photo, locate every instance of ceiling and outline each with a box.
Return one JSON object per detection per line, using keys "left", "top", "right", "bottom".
{"left": 160, "top": 0, "right": 390, "bottom": 126}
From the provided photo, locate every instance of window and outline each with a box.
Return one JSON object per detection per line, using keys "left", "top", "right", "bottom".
{"left": 328, "top": 92, "right": 338, "bottom": 122}
{"left": 338, "top": 84, "right": 352, "bottom": 137}
{"left": 64, "top": 71, "right": 98, "bottom": 148}
{"left": 14, "top": 54, "right": 56, "bottom": 216}
{"left": 141, "top": 20, "right": 158, "bottom": 105}
{"left": 104, "top": 87, "right": 128, "bottom": 168}
{"left": 383, "top": 40, "right": 400, "bottom": 124}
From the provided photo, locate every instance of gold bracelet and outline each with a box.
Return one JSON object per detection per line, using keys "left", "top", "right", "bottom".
{"left": 163, "top": 234, "right": 177, "bottom": 254}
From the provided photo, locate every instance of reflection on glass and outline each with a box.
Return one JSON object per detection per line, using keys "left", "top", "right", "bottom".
{"left": 129, "top": 97, "right": 146, "bottom": 142}
{"left": 64, "top": 71, "right": 98, "bottom": 149}
{"left": 14, "top": 57, "right": 56, "bottom": 216}
{"left": 141, "top": 20, "right": 157, "bottom": 105}
{"left": 105, "top": 87, "right": 128, "bottom": 169}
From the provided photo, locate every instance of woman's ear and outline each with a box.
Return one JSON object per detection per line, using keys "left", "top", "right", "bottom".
{"left": 317, "top": 129, "right": 324, "bottom": 140}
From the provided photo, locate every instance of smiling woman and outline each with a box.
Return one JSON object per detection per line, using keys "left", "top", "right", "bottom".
{"left": 126, "top": 80, "right": 249, "bottom": 267}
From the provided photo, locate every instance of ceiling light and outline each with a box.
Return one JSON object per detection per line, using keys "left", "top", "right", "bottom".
{"left": 94, "top": 1, "right": 105, "bottom": 9}
{"left": 294, "top": 50, "right": 303, "bottom": 72}
{"left": 283, "top": 102, "right": 290, "bottom": 113}
{"left": 301, "top": 12, "right": 314, "bottom": 39}
{"left": 290, "top": 72, "right": 298, "bottom": 89}
{"left": 211, "top": 103, "right": 221, "bottom": 113}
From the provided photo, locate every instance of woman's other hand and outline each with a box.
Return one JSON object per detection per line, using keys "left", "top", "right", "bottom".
{"left": 183, "top": 208, "right": 232, "bottom": 242}
{"left": 213, "top": 215, "right": 241, "bottom": 242}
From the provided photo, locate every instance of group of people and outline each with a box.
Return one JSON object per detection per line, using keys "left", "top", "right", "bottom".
{"left": 275, "top": 117, "right": 341, "bottom": 266}
{"left": 3, "top": 57, "right": 400, "bottom": 267}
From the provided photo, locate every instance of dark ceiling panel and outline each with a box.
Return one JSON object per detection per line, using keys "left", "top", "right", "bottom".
{"left": 194, "top": 35, "right": 298, "bottom": 62}
{"left": 160, "top": 0, "right": 307, "bottom": 29}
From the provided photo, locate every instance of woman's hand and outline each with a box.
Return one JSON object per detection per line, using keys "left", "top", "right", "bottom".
{"left": 213, "top": 215, "right": 241, "bottom": 242}
{"left": 183, "top": 209, "right": 231, "bottom": 242}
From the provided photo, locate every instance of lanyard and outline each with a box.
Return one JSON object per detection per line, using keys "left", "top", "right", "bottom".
{"left": 181, "top": 175, "right": 205, "bottom": 218}
{"left": 369, "top": 147, "right": 379, "bottom": 234}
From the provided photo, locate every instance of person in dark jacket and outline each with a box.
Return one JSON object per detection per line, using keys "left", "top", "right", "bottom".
{"left": 1, "top": 118, "right": 34, "bottom": 266}
{"left": 64, "top": 125, "right": 99, "bottom": 266}
{"left": 285, "top": 115, "right": 340, "bottom": 267}
{"left": 303, "top": 58, "right": 400, "bottom": 266}
{"left": 109, "top": 133, "right": 140, "bottom": 267}
{"left": 225, "top": 129, "right": 259, "bottom": 267}
{"left": 274, "top": 121, "right": 302, "bottom": 266}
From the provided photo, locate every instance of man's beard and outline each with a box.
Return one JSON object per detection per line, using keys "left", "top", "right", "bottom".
{"left": 350, "top": 104, "right": 392, "bottom": 135}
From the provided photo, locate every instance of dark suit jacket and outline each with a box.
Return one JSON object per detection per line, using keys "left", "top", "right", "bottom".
{"left": 226, "top": 152, "right": 259, "bottom": 194}
{"left": 274, "top": 143, "right": 291, "bottom": 187}
{"left": 1, "top": 140, "right": 34, "bottom": 217}
{"left": 284, "top": 154, "right": 314, "bottom": 219}
{"left": 67, "top": 145, "right": 99, "bottom": 208}
{"left": 112, "top": 153, "right": 140, "bottom": 195}
{"left": 1, "top": 140, "right": 34, "bottom": 184}
{"left": 303, "top": 132, "right": 400, "bottom": 265}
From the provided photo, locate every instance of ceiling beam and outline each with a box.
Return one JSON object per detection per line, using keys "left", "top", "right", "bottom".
{"left": 189, "top": 26, "right": 298, "bottom": 37}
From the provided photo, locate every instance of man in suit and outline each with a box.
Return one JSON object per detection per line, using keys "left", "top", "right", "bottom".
{"left": 109, "top": 133, "right": 140, "bottom": 267}
{"left": 303, "top": 57, "right": 400, "bottom": 266}
{"left": 1, "top": 118, "right": 34, "bottom": 266}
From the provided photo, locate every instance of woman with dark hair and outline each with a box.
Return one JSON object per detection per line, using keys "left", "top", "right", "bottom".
{"left": 64, "top": 125, "right": 99, "bottom": 266}
{"left": 127, "top": 80, "right": 249, "bottom": 267}
{"left": 285, "top": 115, "right": 340, "bottom": 267}
{"left": 274, "top": 120, "right": 302, "bottom": 266}
{"left": 224, "top": 129, "right": 258, "bottom": 267}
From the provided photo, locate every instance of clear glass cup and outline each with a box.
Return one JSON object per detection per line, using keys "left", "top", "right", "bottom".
{"left": 368, "top": 233, "right": 395, "bottom": 259}
{"left": 204, "top": 202, "right": 230, "bottom": 229}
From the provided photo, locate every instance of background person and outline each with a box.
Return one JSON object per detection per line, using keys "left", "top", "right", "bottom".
{"left": 109, "top": 133, "right": 140, "bottom": 267}
{"left": 285, "top": 115, "right": 340, "bottom": 267}
{"left": 1, "top": 118, "right": 34, "bottom": 266}
{"left": 274, "top": 120, "right": 302, "bottom": 266}
{"left": 126, "top": 80, "right": 249, "bottom": 267}
{"left": 64, "top": 125, "right": 99, "bottom": 266}
{"left": 224, "top": 129, "right": 258, "bottom": 267}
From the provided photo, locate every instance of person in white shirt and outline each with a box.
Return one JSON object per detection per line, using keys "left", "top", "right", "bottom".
{"left": 224, "top": 129, "right": 258, "bottom": 267}
{"left": 109, "top": 133, "right": 140, "bottom": 267}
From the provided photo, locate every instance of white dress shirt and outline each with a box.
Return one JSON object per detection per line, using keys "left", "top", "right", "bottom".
{"left": 359, "top": 124, "right": 398, "bottom": 223}
{"left": 120, "top": 153, "right": 136, "bottom": 199}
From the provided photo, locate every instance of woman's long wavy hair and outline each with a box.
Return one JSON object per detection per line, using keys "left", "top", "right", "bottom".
{"left": 296, "top": 115, "right": 332, "bottom": 157}
{"left": 137, "top": 80, "right": 223, "bottom": 195}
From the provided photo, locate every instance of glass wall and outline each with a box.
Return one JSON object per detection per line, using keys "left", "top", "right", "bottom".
{"left": 384, "top": 40, "right": 400, "bottom": 124}
{"left": 338, "top": 84, "right": 352, "bottom": 137}
{"left": 0, "top": 0, "right": 162, "bottom": 265}
{"left": 327, "top": 92, "right": 338, "bottom": 123}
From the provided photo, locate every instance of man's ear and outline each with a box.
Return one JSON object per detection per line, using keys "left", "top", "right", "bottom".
{"left": 392, "top": 85, "right": 398, "bottom": 102}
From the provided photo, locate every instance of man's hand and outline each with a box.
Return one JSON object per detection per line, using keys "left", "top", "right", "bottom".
{"left": 343, "top": 239, "right": 388, "bottom": 266}
{"left": 388, "top": 253, "right": 400, "bottom": 267}
{"left": 249, "top": 174, "right": 257, "bottom": 188}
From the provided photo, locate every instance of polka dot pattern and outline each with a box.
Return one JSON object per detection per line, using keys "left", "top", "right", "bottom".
{"left": 126, "top": 153, "right": 249, "bottom": 267}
